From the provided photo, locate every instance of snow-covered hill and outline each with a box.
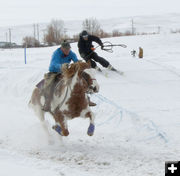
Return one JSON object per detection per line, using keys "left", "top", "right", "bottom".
{"left": 1, "top": 13, "right": 180, "bottom": 44}
{"left": 0, "top": 33, "right": 180, "bottom": 176}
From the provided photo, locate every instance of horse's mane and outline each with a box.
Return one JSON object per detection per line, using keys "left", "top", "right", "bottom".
{"left": 62, "top": 61, "right": 91, "bottom": 79}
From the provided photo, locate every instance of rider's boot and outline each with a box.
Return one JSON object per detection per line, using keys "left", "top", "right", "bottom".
{"left": 88, "top": 96, "right": 96, "bottom": 106}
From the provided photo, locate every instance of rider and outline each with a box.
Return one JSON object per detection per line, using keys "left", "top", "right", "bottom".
{"left": 42, "top": 41, "right": 78, "bottom": 111}
{"left": 78, "top": 30, "right": 117, "bottom": 71}
{"left": 43, "top": 41, "right": 96, "bottom": 111}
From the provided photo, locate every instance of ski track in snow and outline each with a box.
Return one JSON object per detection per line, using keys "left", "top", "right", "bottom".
{"left": 0, "top": 34, "right": 180, "bottom": 176}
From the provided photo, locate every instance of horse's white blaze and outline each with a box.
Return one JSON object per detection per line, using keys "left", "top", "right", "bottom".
{"left": 84, "top": 68, "right": 99, "bottom": 93}
{"left": 93, "top": 79, "right": 99, "bottom": 92}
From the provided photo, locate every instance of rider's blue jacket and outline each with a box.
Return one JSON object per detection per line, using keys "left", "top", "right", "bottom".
{"left": 49, "top": 48, "right": 78, "bottom": 73}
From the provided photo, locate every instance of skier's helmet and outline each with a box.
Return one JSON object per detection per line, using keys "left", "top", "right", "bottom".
{"left": 81, "top": 30, "right": 89, "bottom": 39}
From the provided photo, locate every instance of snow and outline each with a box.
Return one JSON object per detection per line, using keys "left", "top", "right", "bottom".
{"left": 0, "top": 33, "right": 180, "bottom": 175}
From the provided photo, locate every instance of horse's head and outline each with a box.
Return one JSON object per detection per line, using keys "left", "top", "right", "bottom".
{"left": 81, "top": 68, "right": 99, "bottom": 94}
{"left": 77, "top": 61, "right": 99, "bottom": 94}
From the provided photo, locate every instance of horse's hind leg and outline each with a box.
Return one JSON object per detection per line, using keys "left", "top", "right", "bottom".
{"left": 85, "top": 111, "right": 95, "bottom": 136}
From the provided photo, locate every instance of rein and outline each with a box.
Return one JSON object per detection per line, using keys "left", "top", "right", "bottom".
{"left": 81, "top": 71, "right": 96, "bottom": 87}
{"left": 57, "top": 85, "right": 69, "bottom": 109}
{"left": 54, "top": 79, "right": 70, "bottom": 110}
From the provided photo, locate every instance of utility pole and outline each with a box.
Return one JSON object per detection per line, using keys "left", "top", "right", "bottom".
{"left": 33, "top": 24, "right": 36, "bottom": 39}
{"left": 8, "top": 28, "right": 11, "bottom": 44}
{"left": 8, "top": 28, "right": 12, "bottom": 48}
{"left": 64, "top": 28, "right": 68, "bottom": 40}
{"left": 6, "top": 32, "right": 8, "bottom": 42}
{"left": 131, "top": 19, "right": 134, "bottom": 35}
{"left": 42, "top": 29, "right": 46, "bottom": 44}
{"left": 36, "top": 24, "right": 39, "bottom": 42}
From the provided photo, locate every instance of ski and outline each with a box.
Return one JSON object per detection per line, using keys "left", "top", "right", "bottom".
{"left": 114, "top": 70, "right": 124, "bottom": 76}
{"left": 96, "top": 69, "right": 124, "bottom": 77}
{"left": 96, "top": 69, "right": 109, "bottom": 77}
{"left": 109, "top": 67, "right": 124, "bottom": 76}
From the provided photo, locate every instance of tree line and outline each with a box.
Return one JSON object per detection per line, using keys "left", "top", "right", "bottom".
{"left": 22, "top": 18, "right": 159, "bottom": 48}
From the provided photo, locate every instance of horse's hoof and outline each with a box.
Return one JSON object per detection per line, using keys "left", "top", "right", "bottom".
{"left": 52, "top": 125, "right": 62, "bottom": 135}
{"left": 87, "top": 124, "right": 95, "bottom": 136}
{"left": 62, "top": 129, "right": 69, "bottom": 136}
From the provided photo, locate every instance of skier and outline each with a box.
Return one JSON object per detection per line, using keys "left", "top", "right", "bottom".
{"left": 78, "top": 30, "right": 117, "bottom": 72}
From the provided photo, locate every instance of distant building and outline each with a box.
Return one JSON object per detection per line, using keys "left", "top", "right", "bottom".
{"left": 0, "top": 41, "right": 21, "bottom": 48}
{"left": 65, "top": 39, "right": 76, "bottom": 43}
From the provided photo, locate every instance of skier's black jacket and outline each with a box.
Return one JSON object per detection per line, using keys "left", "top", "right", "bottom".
{"left": 78, "top": 35, "right": 103, "bottom": 55}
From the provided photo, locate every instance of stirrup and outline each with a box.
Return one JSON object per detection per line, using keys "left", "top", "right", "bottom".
{"left": 89, "top": 101, "right": 97, "bottom": 106}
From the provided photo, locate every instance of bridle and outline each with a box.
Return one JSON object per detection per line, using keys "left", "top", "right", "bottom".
{"left": 81, "top": 71, "right": 97, "bottom": 93}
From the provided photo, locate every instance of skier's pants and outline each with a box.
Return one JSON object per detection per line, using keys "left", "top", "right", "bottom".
{"left": 83, "top": 52, "right": 110, "bottom": 68}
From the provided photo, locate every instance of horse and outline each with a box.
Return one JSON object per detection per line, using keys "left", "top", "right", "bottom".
{"left": 29, "top": 61, "right": 99, "bottom": 139}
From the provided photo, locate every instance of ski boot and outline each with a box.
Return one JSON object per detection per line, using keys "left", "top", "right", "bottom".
{"left": 107, "top": 64, "right": 117, "bottom": 71}
{"left": 95, "top": 66, "right": 102, "bottom": 72}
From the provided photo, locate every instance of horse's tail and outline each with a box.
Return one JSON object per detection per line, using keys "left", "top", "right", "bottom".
{"left": 28, "top": 87, "right": 46, "bottom": 122}
{"left": 28, "top": 87, "right": 42, "bottom": 108}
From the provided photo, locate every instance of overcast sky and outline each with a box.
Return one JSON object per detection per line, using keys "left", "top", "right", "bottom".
{"left": 0, "top": 0, "right": 180, "bottom": 27}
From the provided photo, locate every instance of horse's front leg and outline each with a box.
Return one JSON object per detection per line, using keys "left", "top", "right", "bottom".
{"left": 85, "top": 111, "right": 95, "bottom": 136}
{"left": 53, "top": 112, "right": 69, "bottom": 136}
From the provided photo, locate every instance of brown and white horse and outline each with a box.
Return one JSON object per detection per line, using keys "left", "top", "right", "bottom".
{"left": 29, "top": 61, "right": 99, "bottom": 139}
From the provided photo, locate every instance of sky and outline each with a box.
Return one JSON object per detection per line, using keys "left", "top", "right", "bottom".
{"left": 0, "top": 0, "right": 180, "bottom": 27}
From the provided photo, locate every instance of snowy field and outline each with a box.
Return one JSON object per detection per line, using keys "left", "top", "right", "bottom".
{"left": 0, "top": 33, "right": 180, "bottom": 176}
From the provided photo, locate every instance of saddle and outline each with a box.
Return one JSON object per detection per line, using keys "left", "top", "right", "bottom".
{"left": 36, "top": 73, "right": 62, "bottom": 93}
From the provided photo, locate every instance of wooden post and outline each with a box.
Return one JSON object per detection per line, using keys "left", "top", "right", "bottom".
{"left": 138, "top": 47, "right": 143, "bottom": 58}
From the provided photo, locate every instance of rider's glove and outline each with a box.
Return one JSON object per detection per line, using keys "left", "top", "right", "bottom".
{"left": 101, "top": 45, "right": 104, "bottom": 50}
{"left": 91, "top": 47, "right": 95, "bottom": 51}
